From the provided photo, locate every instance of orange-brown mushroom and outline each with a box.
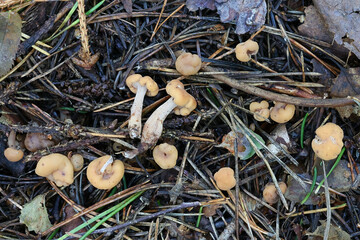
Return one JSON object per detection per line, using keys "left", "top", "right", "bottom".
{"left": 153, "top": 143, "right": 178, "bottom": 169}
{"left": 249, "top": 100, "right": 270, "bottom": 121}
{"left": 235, "top": 40, "right": 259, "bottom": 62}
{"left": 311, "top": 123, "right": 344, "bottom": 160}
{"left": 4, "top": 130, "right": 23, "bottom": 162}
{"left": 270, "top": 102, "right": 295, "bottom": 123}
{"left": 175, "top": 52, "right": 202, "bottom": 76}
{"left": 86, "top": 155, "right": 124, "bottom": 189}
{"left": 263, "top": 182, "right": 287, "bottom": 204}
{"left": 123, "top": 80, "right": 197, "bottom": 159}
{"left": 126, "top": 74, "right": 159, "bottom": 139}
{"left": 35, "top": 153, "right": 74, "bottom": 187}
{"left": 214, "top": 167, "right": 236, "bottom": 190}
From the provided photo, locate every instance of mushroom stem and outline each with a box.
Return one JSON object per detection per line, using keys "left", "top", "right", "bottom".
{"left": 123, "top": 98, "right": 177, "bottom": 159}
{"left": 128, "top": 82, "right": 148, "bottom": 139}
{"left": 99, "top": 156, "right": 113, "bottom": 174}
{"left": 8, "top": 130, "right": 16, "bottom": 148}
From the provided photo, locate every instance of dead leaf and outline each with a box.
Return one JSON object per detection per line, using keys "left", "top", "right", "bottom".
{"left": 326, "top": 160, "right": 352, "bottom": 193}
{"left": 285, "top": 174, "right": 322, "bottom": 205}
{"left": 307, "top": 220, "right": 351, "bottom": 240}
{"left": 313, "top": 0, "right": 360, "bottom": 59}
{"left": 19, "top": 194, "right": 52, "bottom": 233}
{"left": 186, "top": 0, "right": 266, "bottom": 34}
{"left": 0, "top": 12, "right": 22, "bottom": 77}
{"left": 122, "top": 0, "right": 133, "bottom": 14}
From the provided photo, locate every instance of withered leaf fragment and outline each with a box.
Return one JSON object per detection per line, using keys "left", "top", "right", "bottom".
{"left": 0, "top": 12, "right": 22, "bottom": 77}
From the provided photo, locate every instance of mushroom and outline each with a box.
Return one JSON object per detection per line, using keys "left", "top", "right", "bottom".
{"left": 123, "top": 80, "right": 196, "bottom": 159}
{"left": 24, "top": 132, "right": 55, "bottom": 152}
{"left": 311, "top": 123, "right": 344, "bottom": 160}
{"left": 153, "top": 143, "right": 178, "bottom": 169}
{"left": 35, "top": 153, "right": 74, "bottom": 187}
{"left": 175, "top": 52, "right": 202, "bottom": 76}
{"left": 126, "top": 74, "right": 159, "bottom": 139}
{"left": 263, "top": 182, "right": 287, "bottom": 204}
{"left": 86, "top": 155, "right": 124, "bottom": 189}
{"left": 235, "top": 39, "right": 259, "bottom": 62}
{"left": 4, "top": 130, "right": 23, "bottom": 162}
{"left": 249, "top": 100, "right": 270, "bottom": 121}
{"left": 270, "top": 102, "right": 295, "bottom": 123}
{"left": 214, "top": 167, "right": 236, "bottom": 190}
{"left": 70, "top": 154, "right": 84, "bottom": 171}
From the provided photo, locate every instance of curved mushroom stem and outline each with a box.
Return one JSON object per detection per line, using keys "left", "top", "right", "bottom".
{"left": 8, "top": 130, "right": 17, "bottom": 148}
{"left": 128, "top": 82, "right": 147, "bottom": 139}
{"left": 123, "top": 98, "right": 177, "bottom": 159}
{"left": 100, "top": 156, "right": 113, "bottom": 174}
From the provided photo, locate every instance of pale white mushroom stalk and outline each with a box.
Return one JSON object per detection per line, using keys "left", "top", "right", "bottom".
{"left": 100, "top": 155, "right": 113, "bottom": 174}
{"left": 128, "top": 82, "right": 148, "bottom": 139}
{"left": 123, "top": 98, "right": 177, "bottom": 159}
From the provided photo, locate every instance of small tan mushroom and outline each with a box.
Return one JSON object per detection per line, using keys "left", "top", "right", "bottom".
{"left": 4, "top": 148, "right": 24, "bottom": 162}
{"left": 35, "top": 153, "right": 74, "bottom": 187}
{"left": 86, "top": 155, "right": 124, "bottom": 189}
{"left": 311, "top": 123, "right": 344, "bottom": 160}
{"left": 263, "top": 182, "right": 287, "bottom": 204}
{"left": 270, "top": 102, "right": 295, "bottom": 123}
{"left": 4, "top": 130, "right": 23, "bottom": 162}
{"left": 214, "top": 167, "right": 236, "bottom": 190}
{"left": 153, "top": 143, "right": 178, "bottom": 169}
{"left": 70, "top": 154, "right": 84, "bottom": 171}
{"left": 235, "top": 40, "right": 259, "bottom": 62}
{"left": 24, "top": 133, "right": 55, "bottom": 152}
{"left": 126, "top": 74, "right": 159, "bottom": 139}
{"left": 175, "top": 52, "right": 202, "bottom": 76}
{"left": 249, "top": 100, "right": 270, "bottom": 121}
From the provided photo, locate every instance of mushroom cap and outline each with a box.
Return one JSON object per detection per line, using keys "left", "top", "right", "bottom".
{"left": 70, "top": 154, "right": 84, "bottom": 171}
{"left": 35, "top": 153, "right": 74, "bottom": 187}
{"left": 311, "top": 123, "right": 344, "bottom": 160}
{"left": 4, "top": 147, "right": 24, "bottom": 162}
{"left": 86, "top": 155, "right": 125, "bottom": 190}
{"left": 249, "top": 100, "right": 270, "bottom": 121}
{"left": 175, "top": 52, "right": 202, "bottom": 76}
{"left": 214, "top": 167, "right": 236, "bottom": 190}
{"left": 270, "top": 102, "right": 295, "bottom": 123}
{"left": 166, "top": 80, "right": 197, "bottom": 116}
{"left": 263, "top": 182, "right": 287, "bottom": 204}
{"left": 153, "top": 143, "right": 178, "bottom": 169}
{"left": 126, "top": 74, "right": 159, "bottom": 97}
{"left": 24, "top": 133, "right": 55, "bottom": 152}
{"left": 235, "top": 40, "right": 259, "bottom": 62}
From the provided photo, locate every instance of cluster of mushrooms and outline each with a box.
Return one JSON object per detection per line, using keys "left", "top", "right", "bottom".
{"left": 3, "top": 40, "right": 347, "bottom": 196}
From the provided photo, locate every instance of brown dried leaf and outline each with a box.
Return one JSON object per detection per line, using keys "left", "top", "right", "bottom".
{"left": 307, "top": 220, "right": 351, "bottom": 240}
{"left": 313, "top": 0, "right": 360, "bottom": 59}
{"left": 0, "top": 12, "right": 22, "bottom": 77}
{"left": 122, "top": 0, "right": 133, "bottom": 14}
{"left": 186, "top": 0, "right": 266, "bottom": 34}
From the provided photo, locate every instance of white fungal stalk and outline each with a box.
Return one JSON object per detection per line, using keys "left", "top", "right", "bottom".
{"left": 100, "top": 156, "right": 113, "bottom": 174}
{"left": 128, "top": 82, "right": 148, "bottom": 139}
{"left": 123, "top": 98, "right": 177, "bottom": 159}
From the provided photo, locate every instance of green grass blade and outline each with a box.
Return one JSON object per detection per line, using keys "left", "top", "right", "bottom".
{"left": 196, "top": 206, "right": 203, "bottom": 228}
{"left": 300, "top": 113, "right": 309, "bottom": 149}
{"left": 300, "top": 166, "right": 317, "bottom": 205}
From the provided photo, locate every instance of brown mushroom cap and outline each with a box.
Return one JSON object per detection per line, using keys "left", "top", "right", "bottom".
{"left": 311, "top": 123, "right": 344, "bottom": 160}
{"left": 4, "top": 147, "right": 24, "bottom": 162}
{"left": 153, "top": 143, "right": 178, "bottom": 169}
{"left": 235, "top": 40, "right": 259, "bottom": 62}
{"left": 126, "top": 74, "right": 159, "bottom": 97}
{"left": 86, "top": 155, "right": 125, "bottom": 190}
{"left": 263, "top": 182, "right": 287, "bottom": 204}
{"left": 214, "top": 167, "right": 236, "bottom": 190}
{"left": 24, "top": 133, "right": 55, "bottom": 152}
{"left": 166, "top": 80, "right": 197, "bottom": 116}
{"left": 35, "top": 153, "right": 74, "bottom": 187}
{"left": 249, "top": 100, "right": 270, "bottom": 121}
{"left": 175, "top": 52, "right": 202, "bottom": 76}
{"left": 270, "top": 102, "right": 295, "bottom": 123}
{"left": 70, "top": 154, "right": 84, "bottom": 171}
